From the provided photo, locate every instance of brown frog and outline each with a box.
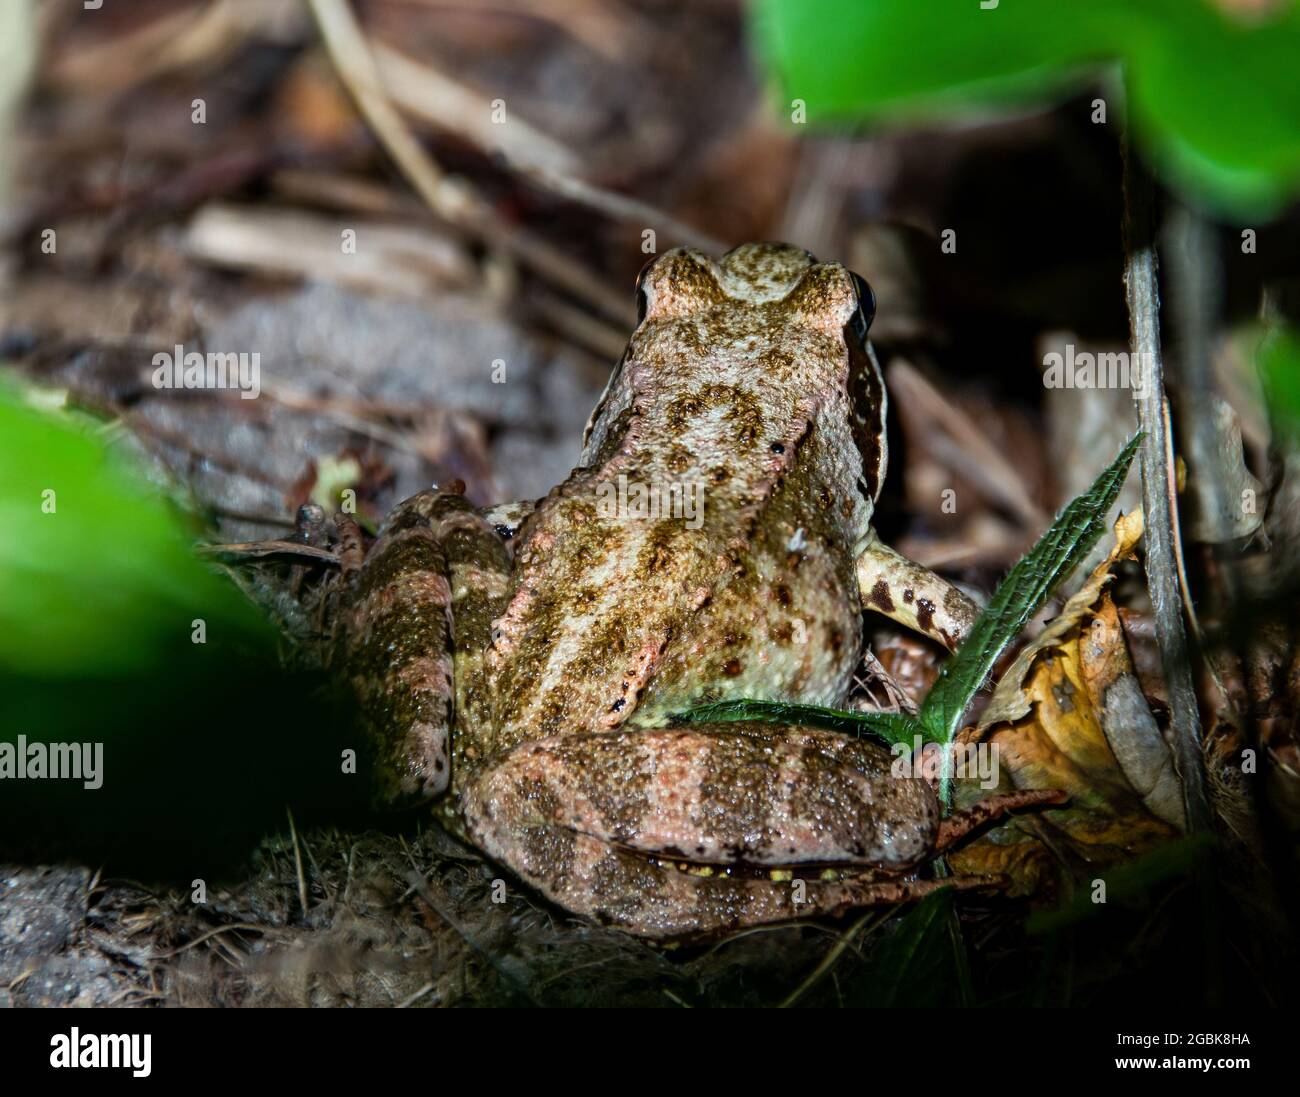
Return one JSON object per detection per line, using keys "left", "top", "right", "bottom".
{"left": 329, "top": 243, "right": 1058, "bottom": 940}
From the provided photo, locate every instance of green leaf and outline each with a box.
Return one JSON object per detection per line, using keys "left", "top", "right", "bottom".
{"left": 675, "top": 698, "right": 924, "bottom": 748}
{"left": 1258, "top": 322, "right": 1300, "bottom": 438}
{"left": 919, "top": 434, "right": 1141, "bottom": 750}
{"left": 848, "top": 886, "right": 963, "bottom": 1007}
{"left": 0, "top": 379, "right": 373, "bottom": 874}
{"left": 753, "top": 0, "right": 1300, "bottom": 217}
{"left": 0, "top": 379, "right": 272, "bottom": 676}
{"left": 1026, "top": 834, "right": 1214, "bottom": 934}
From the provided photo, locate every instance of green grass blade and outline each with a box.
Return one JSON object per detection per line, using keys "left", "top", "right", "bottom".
{"left": 919, "top": 434, "right": 1142, "bottom": 748}
{"left": 674, "top": 698, "right": 924, "bottom": 748}
{"left": 848, "top": 886, "right": 962, "bottom": 1007}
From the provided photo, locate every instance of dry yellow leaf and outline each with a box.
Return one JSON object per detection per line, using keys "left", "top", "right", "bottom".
{"left": 950, "top": 509, "right": 1178, "bottom": 893}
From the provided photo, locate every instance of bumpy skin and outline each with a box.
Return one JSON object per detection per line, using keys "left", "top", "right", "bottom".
{"left": 336, "top": 243, "right": 1010, "bottom": 939}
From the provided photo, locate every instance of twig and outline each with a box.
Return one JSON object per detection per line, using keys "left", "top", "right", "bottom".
{"left": 1121, "top": 139, "right": 1213, "bottom": 835}
{"left": 287, "top": 807, "right": 310, "bottom": 919}
{"left": 307, "top": 0, "right": 634, "bottom": 326}
{"left": 396, "top": 982, "right": 436, "bottom": 1008}
{"left": 198, "top": 540, "right": 340, "bottom": 564}
{"left": 366, "top": 39, "right": 726, "bottom": 252}
{"left": 401, "top": 866, "right": 540, "bottom": 1005}
{"left": 888, "top": 360, "right": 1048, "bottom": 530}
{"left": 779, "top": 907, "right": 890, "bottom": 1008}
{"left": 150, "top": 923, "right": 269, "bottom": 960}
{"left": 1164, "top": 203, "right": 1243, "bottom": 718}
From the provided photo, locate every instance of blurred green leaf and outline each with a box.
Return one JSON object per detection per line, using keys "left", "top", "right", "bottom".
{"left": 0, "top": 380, "right": 271, "bottom": 677}
{"left": 0, "top": 381, "right": 371, "bottom": 875}
{"left": 1026, "top": 834, "right": 1214, "bottom": 934}
{"left": 1258, "top": 322, "right": 1300, "bottom": 436}
{"left": 754, "top": 0, "right": 1300, "bottom": 216}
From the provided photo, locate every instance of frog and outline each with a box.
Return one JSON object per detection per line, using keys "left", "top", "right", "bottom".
{"left": 319, "top": 243, "right": 1061, "bottom": 940}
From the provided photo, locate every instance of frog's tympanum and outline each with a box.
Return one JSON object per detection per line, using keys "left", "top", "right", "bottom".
{"left": 327, "top": 243, "right": 1059, "bottom": 939}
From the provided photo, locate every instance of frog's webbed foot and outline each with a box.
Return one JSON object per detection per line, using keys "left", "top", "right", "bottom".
{"left": 855, "top": 533, "right": 979, "bottom": 652}
{"left": 460, "top": 723, "right": 1000, "bottom": 938}
{"left": 337, "top": 489, "right": 510, "bottom": 807}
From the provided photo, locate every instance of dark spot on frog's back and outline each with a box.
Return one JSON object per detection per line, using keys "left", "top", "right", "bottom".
{"left": 869, "top": 579, "right": 894, "bottom": 612}
{"left": 665, "top": 393, "right": 706, "bottom": 433}
{"left": 916, "top": 597, "right": 935, "bottom": 634}
{"left": 723, "top": 658, "right": 743, "bottom": 677}
{"left": 520, "top": 824, "right": 576, "bottom": 879}
{"left": 591, "top": 848, "right": 664, "bottom": 914}
{"left": 637, "top": 520, "right": 679, "bottom": 573}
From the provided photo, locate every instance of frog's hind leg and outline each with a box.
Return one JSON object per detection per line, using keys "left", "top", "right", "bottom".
{"left": 460, "top": 723, "right": 1005, "bottom": 937}
{"left": 466, "top": 825, "right": 1000, "bottom": 940}
{"left": 855, "top": 532, "right": 979, "bottom": 652}
{"left": 462, "top": 724, "right": 941, "bottom": 870}
{"left": 337, "top": 489, "right": 510, "bottom": 806}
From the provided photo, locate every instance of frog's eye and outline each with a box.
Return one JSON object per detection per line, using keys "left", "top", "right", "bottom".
{"left": 634, "top": 255, "right": 656, "bottom": 325}
{"left": 848, "top": 271, "right": 876, "bottom": 343}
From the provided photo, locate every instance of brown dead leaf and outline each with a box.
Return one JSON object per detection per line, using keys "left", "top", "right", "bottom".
{"left": 977, "top": 508, "right": 1145, "bottom": 732}
{"left": 950, "top": 626, "right": 1178, "bottom": 892}
{"left": 949, "top": 509, "right": 1179, "bottom": 892}
{"left": 1084, "top": 598, "right": 1187, "bottom": 829}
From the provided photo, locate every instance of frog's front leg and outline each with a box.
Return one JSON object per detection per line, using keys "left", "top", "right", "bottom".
{"left": 459, "top": 723, "right": 1051, "bottom": 938}
{"left": 856, "top": 531, "right": 979, "bottom": 652}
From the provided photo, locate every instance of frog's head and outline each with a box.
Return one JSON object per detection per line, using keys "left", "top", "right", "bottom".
{"left": 634, "top": 242, "right": 874, "bottom": 333}
{"left": 586, "top": 243, "right": 885, "bottom": 503}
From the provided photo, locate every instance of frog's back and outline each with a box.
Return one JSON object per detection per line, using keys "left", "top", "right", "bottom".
{"left": 483, "top": 244, "right": 882, "bottom": 752}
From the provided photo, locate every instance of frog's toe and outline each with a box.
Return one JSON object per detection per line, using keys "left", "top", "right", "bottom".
{"left": 856, "top": 535, "right": 979, "bottom": 652}
{"left": 371, "top": 710, "right": 451, "bottom": 806}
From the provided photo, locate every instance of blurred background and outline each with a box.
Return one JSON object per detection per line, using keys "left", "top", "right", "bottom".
{"left": 0, "top": 0, "right": 1297, "bottom": 1007}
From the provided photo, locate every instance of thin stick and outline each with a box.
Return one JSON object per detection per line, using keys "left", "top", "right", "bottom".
{"left": 199, "top": 540, "right": 340, "bottom": 563}
{"left": 287, "top": 807, "right": 310, "bottom": 919}
{"left": 396, "top": 982, "right": 436, "bottom": 1008}
{"left": 150, "top": 923, "right": 269, "bottom": 960}
{"left": 371, "top": 39, "right": 727, "bottom": 253}
{"left": 1121, "top": 140, "right": 1212, "bottom": 835}
{"left": 1164, "top": 204, "right": 1240, "bottom": 717}
{"left": 307, "top": 0, "right": 633, "bottom": 326}
{"left": 779, "top": 907, "right": 891, "bottom": 1008}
